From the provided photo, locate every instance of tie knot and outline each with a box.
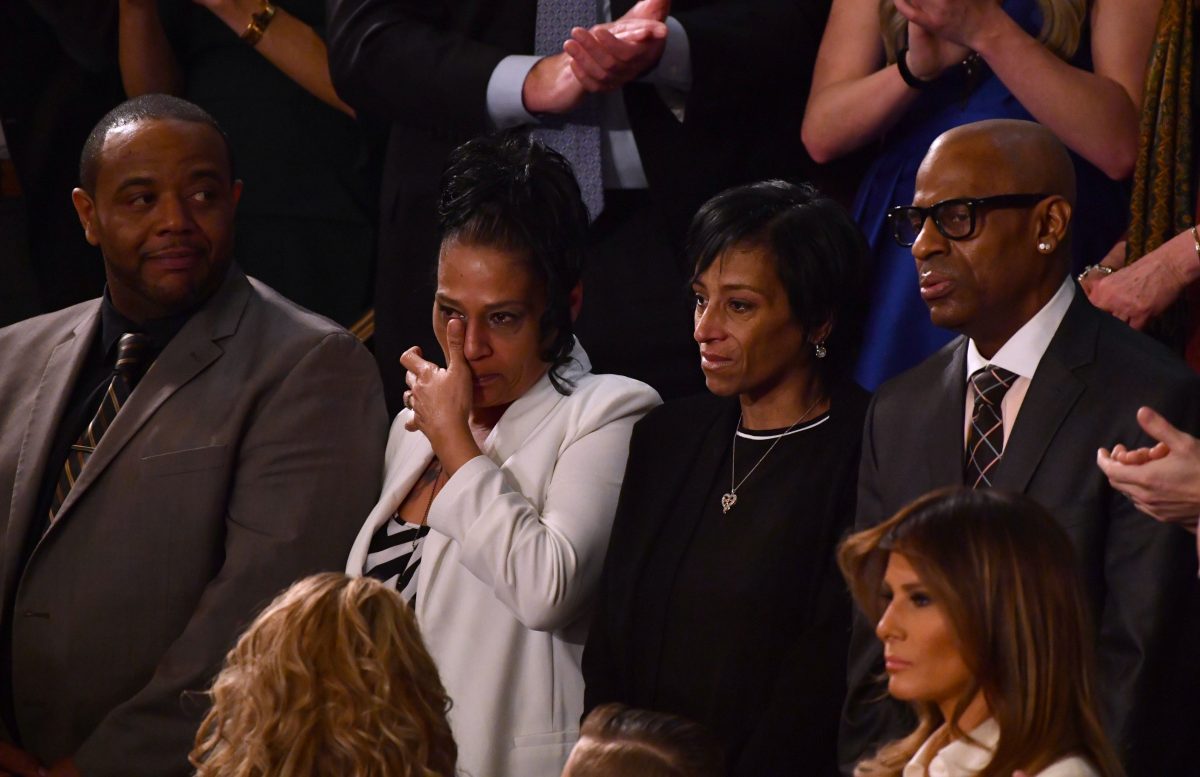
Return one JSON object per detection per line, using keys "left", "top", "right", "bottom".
{"left": 969, "top": 365, "right": 1017, "bottom": 407}
{"left": 115, "top": 332, "right": 153, "bottom": 381}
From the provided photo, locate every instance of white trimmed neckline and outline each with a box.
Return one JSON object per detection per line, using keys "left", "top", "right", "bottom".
{"left": 736, "top": 413, "right": 831, "bottom": 440}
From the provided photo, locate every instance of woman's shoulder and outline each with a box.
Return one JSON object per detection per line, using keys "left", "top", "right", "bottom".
{"left": 635, "top": 391, "right": 733, "bottom": 432}
{"left": 568, "top": 371, "right": 662, "bottom": 415}
{"left": 546, "top": 371, "right": 662, "bottom": 437}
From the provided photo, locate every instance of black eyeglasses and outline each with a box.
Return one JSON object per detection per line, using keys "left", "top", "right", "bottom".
{"left": 887, "top": 193, "right": 1051, "bottom": 247}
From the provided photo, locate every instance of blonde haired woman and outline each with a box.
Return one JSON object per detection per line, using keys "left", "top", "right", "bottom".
{"left": 190, "top": 573, "right": 456, "bottom": 777}
{"left": 802, "top": 0, "right": 1160, "bottom": 390}
{"left": 838, "top": 488, "right": 1124, "bottom": 777}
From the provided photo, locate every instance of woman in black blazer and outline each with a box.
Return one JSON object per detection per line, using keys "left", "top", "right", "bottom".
{"left": 583, "top": 180, "right": 871, "bottom": 776}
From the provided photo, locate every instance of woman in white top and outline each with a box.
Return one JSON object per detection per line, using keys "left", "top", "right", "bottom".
{"left": 838, "top": 488, "right": 1125, "bottom": 777}
{"left": 346, "top": 133, "right": 660, "bottom": 777}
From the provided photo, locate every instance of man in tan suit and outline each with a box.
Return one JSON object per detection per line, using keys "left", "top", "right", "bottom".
{"left": 0, "top": 95, "right": 388, "bottom": 776}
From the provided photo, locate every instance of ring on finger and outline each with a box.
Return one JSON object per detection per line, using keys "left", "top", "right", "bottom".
{"left": 1077, "top": 264, "right": 1115, "bottom": 283}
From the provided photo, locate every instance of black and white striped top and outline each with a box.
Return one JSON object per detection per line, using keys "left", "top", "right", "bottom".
{"left": 364, "top": 513, "right": 431, "bottom": 606}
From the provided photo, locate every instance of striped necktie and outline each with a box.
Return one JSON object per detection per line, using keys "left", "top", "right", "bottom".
{"left": 532, "top": 0, "right": 603, "bottom": 219}
{"left": 964, "top": 365, "right": 1017, "bottom": 489}
{"left": 48, "top": 332, "right": 153, "bottom": 523}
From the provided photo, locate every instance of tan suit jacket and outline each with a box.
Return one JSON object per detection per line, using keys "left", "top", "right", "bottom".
{"left": 0, "top": 269, "right": 388, "bottom": 775}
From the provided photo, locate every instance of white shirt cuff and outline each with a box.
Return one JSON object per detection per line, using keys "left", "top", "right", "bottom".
{"left": 641, "top": 16, "right": 692, "bottom": 92}
{"left": 486, "top": 54, "right": 541, "bottom": 129}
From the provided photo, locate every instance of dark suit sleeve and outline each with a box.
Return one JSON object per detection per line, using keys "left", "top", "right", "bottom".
{"left": 1096, "top": 383, "right": 1200, "bottom": 775}
{"left": 838, "top": 393, "right": 913, "bottom": 775}
{"left": 325, "top": 0, "right": 515, "bottom": 134}
{"left": 72, "top": 333, "right": 388, "bottom": 777}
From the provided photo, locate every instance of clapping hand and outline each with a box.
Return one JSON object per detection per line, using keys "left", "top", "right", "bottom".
{"left": 904, "top": 18, "right": 972, "bottom": 80}
{"left": 894, "top": 0, "right": 1005, "bottom": 50}
{"left": 400, "top": 318, "right": 481, "bottom": 474}
{"left": 1098, "top": 406, "right": 1200, "bottom": 529}
{"left": 563, "top": 0, "right": 670, "bottom": 93}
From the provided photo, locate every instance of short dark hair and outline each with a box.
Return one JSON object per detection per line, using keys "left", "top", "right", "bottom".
{"left": 79, "top": 94, "right": 235, "bottom": 193}
{"left": 569, "top": 703, "right": 725, "bottom": 777}
{"left": 437, "top": 131, "right": 589, "bottom": 394}
{"left": 687, "top": 180, "right": 870, "bottom": 386}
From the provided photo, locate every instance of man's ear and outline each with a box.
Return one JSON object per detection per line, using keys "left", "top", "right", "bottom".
{"left": 71, "top": 188, "right": 100, "bottom": 246}
{"left": 568, "top": 281, "right": 583, "bottom": 323}
{"left": 1037, "top": 196, "right": 1072, "bottom": 253}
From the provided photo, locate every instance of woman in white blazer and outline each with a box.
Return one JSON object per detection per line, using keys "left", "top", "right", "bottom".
{"left": 837, "top": 488, "right": 1125, "bottom": 777}
{"left": 347, "top": 133, "right": 659, "bottom": 777}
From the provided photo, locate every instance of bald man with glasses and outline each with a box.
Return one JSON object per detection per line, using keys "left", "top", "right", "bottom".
{"left": 839, "top": 119, "right": 1200, "bottom": 776}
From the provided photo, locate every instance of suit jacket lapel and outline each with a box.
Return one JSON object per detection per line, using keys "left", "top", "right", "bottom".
{"left": 47, "top": 270, "right": 251, "bottom": 530}
{"left": 992, "top": 292, "right": 1093, "bottom": 491}
{"left": 926, "top": 340, "right": 969, "bottom": 486}
{"left": 2, "top": 306, "right": 99, "bottom": 604}
{"left": 636, "top": 398, "right": 739, "bottom": 697}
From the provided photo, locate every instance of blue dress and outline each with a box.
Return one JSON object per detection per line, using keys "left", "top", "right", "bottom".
{"left": 852, "top": 0, "right": 1129, "bottom": 389}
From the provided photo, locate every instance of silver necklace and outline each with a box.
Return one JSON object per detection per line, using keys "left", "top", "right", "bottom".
{"left": 722, "top": 396, "right": 824, "bottom": 514}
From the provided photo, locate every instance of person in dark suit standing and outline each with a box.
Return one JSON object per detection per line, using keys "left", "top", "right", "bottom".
{"left": 325, "top": 0, "right": 828, "bottom": 413}
{"left": 841, "top": 118, "right": 1200, "bottom": 777}
{"left": 0, "top": 94, "right": 388, "bottom": 777}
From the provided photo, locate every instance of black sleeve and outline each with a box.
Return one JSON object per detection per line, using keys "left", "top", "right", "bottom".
{"left": 324, "top": 0, "right": 519, "bottom": 133}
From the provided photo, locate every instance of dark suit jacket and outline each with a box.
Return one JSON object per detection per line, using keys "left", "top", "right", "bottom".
{"left": 585, "top": 388, "right": 866, "bottom": 775}
{"left": 842, "top": 289, "right": 1200, "bottom": 776}
{"left": 324, "top": 0, "right": 829, "bottom": 410}
{"left": 0, "top": 269, "right": 388, "bottom": 775}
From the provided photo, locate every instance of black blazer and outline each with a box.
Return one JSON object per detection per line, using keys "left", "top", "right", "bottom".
{"left": 585, "top": 388, "right": 867, "bottom": 775}
{"left": 324, "top": 0, "right": 829, "bottom": 409}
{"left": 841, "top": 289, "right": 1200, "bottom": 776}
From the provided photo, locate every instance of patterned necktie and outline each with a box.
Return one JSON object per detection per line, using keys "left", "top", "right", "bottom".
{"left": 48, "top": 332, "right": 154, "bottom": 523}
{"left": 964, "top": 365, "right": 1017, "bottom": 489}
{"left": 532, "top": 0, "right": 604, "bottom": 219}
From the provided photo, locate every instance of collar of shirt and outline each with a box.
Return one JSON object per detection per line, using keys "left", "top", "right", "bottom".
{"left": 904, "top": 718, "right": 999, "bottom": 777}
{"left": 965, "top": 277, "right": 1075, "bottom": 382}
{"left": 99, "top": 288, "right": 195, "bottom": 362}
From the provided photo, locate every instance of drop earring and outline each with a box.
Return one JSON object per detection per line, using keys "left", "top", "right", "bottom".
{"left": 814, "top": 341, "right": 827, "bottom": 359}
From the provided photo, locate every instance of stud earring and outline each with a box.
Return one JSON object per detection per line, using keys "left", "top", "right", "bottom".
{"left": 814, "top": 342, "right": 827, "bottom": 359}
{"left": 1038, "top": 241, "right": 1051, "bottom": 252}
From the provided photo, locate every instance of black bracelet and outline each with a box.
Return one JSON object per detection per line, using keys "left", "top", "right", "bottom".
{"left": 896, "top": 47, "right": 932, "bottom": 90}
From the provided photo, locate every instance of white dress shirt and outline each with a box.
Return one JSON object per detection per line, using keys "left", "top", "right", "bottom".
{"left": 904, "top": 719, "right": 1100, "bottom": 777}
{"left": 963, "top": 278, "right": 1075, "bottom": 446}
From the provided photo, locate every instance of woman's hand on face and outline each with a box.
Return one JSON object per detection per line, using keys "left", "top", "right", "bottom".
{"left": 894, "top": 0, "right": 1004, "bottom": 51}
{"left": 905, "top": 19, "right": 972, "bottom": 80}
{"left": 400, "top": 318, "right": 481, "bottom": 473}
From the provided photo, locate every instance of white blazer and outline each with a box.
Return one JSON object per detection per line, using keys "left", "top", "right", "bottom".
{"left": 348, "top": 344, "right": 659, "bottom": 777}
{"left": 903, "top": 719, "right": 1101, "bottom": 777}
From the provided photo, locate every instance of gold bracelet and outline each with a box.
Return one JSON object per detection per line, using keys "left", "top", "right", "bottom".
{"left": 240, "top": 0, "right": 276, "bottom": 46}
{"left": 1191, "top": 225, "right": 1200, "bottom": 267}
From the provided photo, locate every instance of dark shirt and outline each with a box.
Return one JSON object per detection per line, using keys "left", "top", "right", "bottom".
{"left": 2, "top": 292, "right": 191, "bottom": 743}
{"left": 644, "top": 407, "right": 860, "bottom": 774}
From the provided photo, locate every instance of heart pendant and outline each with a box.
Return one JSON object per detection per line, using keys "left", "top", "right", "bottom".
{"left": 721, "top": 492, "right": 737, "bottom": 514}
